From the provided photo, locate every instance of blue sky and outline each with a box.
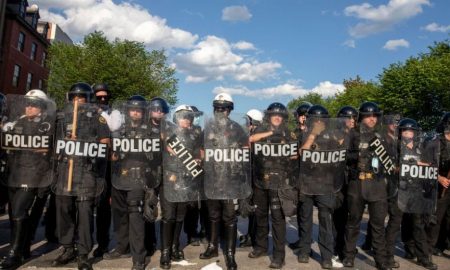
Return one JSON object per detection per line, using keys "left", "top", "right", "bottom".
{"left": 33, "top": 0, "right": 450, "bottom": 115}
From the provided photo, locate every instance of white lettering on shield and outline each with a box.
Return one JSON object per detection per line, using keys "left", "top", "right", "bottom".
{"left": 112, "top": 138, "right": 160, "bottom": 153}
{"left": 254, "top": 143, "right": 298, "bottom": 157}
{"left": 301, "top": 149, "right": 346, "bottom": 163}
{"left": 400, "top": 164, "right": 438, "bottom": 180}
{"left": 2, "top": 134, "right": 50, "bottom": 149}
{"left": 205, "top": 148, "right": 250, "bottom": 162}
{"left": 55, "top": 140, "right": 107, "bottom": 158}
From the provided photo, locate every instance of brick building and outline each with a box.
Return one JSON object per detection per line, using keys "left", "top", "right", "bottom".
{"left": 0, "top": 0, "right": 50, "bottom": 95}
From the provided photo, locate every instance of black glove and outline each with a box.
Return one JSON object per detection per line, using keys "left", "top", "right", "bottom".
{"left": 143, "top": 188, "right": 158, "bottom": 222}
{"left": 238, "top": 198, "right": 255, "bottom": 218}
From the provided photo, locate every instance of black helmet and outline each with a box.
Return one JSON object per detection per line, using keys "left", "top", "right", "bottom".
{"left": 337, "top": 106, "right": 358, "bottom": 118}
{"left": 93, "top": 83, "right": 110, "bottom": 94}
{"left": 436, "top": 112, "right": 450, "bottom": 133}
{"left": 359, "top": 101, "right": 381, "bottom": 115}
{"left": 398, "top": 118, "right": 420, "bottom": 132}
{"left": 68, "top": 82, "right": 94, "bottom": 102}
{"left": 295, "top": 102, "right": 312, "bottom": 117}
{"left": 149, "top": 97, "right": 170, "bottom": 114}
{"left": 265, "top": 102, "right": 288, "bottom": 118}
{"left": 307, "top": 105, "right": 329, "bottom": 118}
{"left": 127, "top": 95, "right": 147, "bottom": 108}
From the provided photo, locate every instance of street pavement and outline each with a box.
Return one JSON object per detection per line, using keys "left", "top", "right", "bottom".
{"left": 0, "top": 208, "right": 449, "bottom": 270}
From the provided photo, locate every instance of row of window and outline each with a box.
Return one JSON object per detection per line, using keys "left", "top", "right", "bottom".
{"left": 12, "top": 64, "right": 43, "bottom": 90}
{"left": 17, "top": 32, "right": 47, "bottom": 66}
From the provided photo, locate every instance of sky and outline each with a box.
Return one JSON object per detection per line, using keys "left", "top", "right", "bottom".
{"left": 32, "top": 0, "right": 450, "bottom": 115}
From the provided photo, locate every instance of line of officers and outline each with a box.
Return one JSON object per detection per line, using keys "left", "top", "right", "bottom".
{"left": 0, "top": 82, "right": 449, "bottom": 270}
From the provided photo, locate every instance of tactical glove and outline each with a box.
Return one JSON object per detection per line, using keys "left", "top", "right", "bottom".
{"left": 143, "top": 188, "right": 159, "bottom": 222}
{"left": 238, "top": 198, "right": 255, "bottom": 218}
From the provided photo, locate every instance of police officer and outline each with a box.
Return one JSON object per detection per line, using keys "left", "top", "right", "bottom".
{"left": 160, "top": 105, "right": 203, "bottom": 269}
{"left": 92, "top": 83, "right": 113, "bottom": 257}
{"left": 106, "top": 95, "right": 150, "bottom": 270}
{"left": 248, "top": 102, "right": 296, "bottom": 269}
{"left": 52, "top": 83, "right": 110, "bottom": 270}
{"left": 426, "top": 113, "right": 450, "bottom": 260}
{"left": 296, "top": 105, "right": 343, "bottom": 269}
{"left": 333, "top": 106, "right": 357, "bottom": 260}
{"left": 0, "top": 90, "right": 55, "bottom": 269}
{"left": 342, "top": 101, "right": 393, "bottom": 270}
{"left": 0, "top": 93, "right": 8, "bottom": 216}
{"left": 289, "top": 102, "right": 312, "bottom": 251}
{"left": 239, "top": 109, "right": 263, "bottom": 248}
{"left": 397, "top": 118, "right": 437, "bottom": 270}
{"left": 200, "top": 93, "right": 248, "bottom": 270}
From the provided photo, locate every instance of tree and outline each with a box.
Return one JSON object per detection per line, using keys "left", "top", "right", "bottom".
{"left": 46, "top": 31, "right": 178, "bottom": 106}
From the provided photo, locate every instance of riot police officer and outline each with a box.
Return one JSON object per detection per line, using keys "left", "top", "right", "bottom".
{"left": 92, "top": 83, "right": 113, "bottom": 257}
{"left": 106, "top": 95, "right": 152, "bottom": 270}
{"left": 397, "top": 118, "right": 437, "bottom": 270}
{"left": 200, "top": 93, "right": 249, "bottom": 270}
{"left": 160, "top": 105, "right": 203, "bottom": 269}
{"left": 52, "top": 83, "right": 110, "bottom": 270}
{"left": 342, "top": 101, "right": 393, "bottom": 270}
{"left": 239, "top": 109, "right": 263, "bottom": 248}
{"left": 249, "top": 102, "right": 297, "bottom": 269}
{"left": 0, "top": 90, "right": 55, "bottom": 269}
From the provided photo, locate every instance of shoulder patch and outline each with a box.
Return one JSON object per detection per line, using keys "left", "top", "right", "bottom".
{"left": 99, "top": 116, "right": 107, "bottom": 124}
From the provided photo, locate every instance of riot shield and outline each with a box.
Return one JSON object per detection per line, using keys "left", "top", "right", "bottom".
{"left": 162, "top": 110, "right": 204, "bottom": 202}
{"left": 298, "top": 118, "right": 347, "bottom": 195}
{"left": 53, "top": 102, "right": 109, "bottom": 197}
{"left": 110, "top": 102, "right": 161, "bottom": 191}
{"left": 252, "top": 131, "right": 298, "bottom": 190}
{"left": 358, "top": 115, "right": 398, "bottom": 202}
{"left": 1, "top": 94, "right": 56, "bottom": 188}
{"left": 398, "top": 132, "right": 439, "bottom": 214}
{"left": 203, "top": 112, "right": 251, "bottom": 200}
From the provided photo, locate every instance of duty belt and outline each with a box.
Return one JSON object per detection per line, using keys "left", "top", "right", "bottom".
{"left": 359, "top": 172, "right": 373, "bottom": 180}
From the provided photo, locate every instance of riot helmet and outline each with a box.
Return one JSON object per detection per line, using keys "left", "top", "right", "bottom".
{"left": 213, "top": 93, "right": 234, "bottom": 112}
{"left": 265, "top": 102, "right": 288, "bottom": 118}
{"left": 306, "top": 105, "right": 329, "bottom": 118}
{"left": 398, "top": 118, "right": 420, "bottom": 131}
{"left": 358, "top": 101, "right": 381, "bottom": 121}
{"left": 246, "top": 109, "right": 263, "bottom": 126}
{"left": 93, "top": 83, "right": 111, "bottom": 105}
{"left": 173, "top": 104, "right": 194, "bottom": 124}
{"left": 295, "top": 102, "right": 312, "bottom": 117}
{"left": 67, "top": 82, "right": 93, "bottom": 102}
{"left": 337, "top": 106, "right": 358, "bottom": 119}
{"left": 126, "top": 95, "right": 147, "bottom": 122}
{"left": 149, "top": 97, "right": 169, "bottom": 114}
{"left": 25, "top": 89, "right": 48, "bottom": 110}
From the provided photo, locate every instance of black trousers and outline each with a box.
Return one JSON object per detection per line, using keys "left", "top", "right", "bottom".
{"left": 333, "top": 187, "right": 348, "bottom": 259}
{"left": 344, "top": 180, "right": 388, "bottom": 265}
{"left": 160, "top": 187, "right": 187, "bottom": 222}
{"left": 426, "top": 190, "right": 450, "bottom": 253}
{"left": 402, "top": 213, "right": 430, "bottom": 260}
{"left": 96, "top": 162, "right": 111, "bottom": 250}
{"left": 111, "top": 187, "right": 146, "bottom": 263}
{"left": 384, "top": 196, "right": 403, "bottom": 258}
{"left": 253, "top": 186, "right": 286, "bottom": 262}
{"left": 8, "top": 188, "right": 37, "bottom": 220}
{"left": 56, "top": 195, "right": 94, "bottom": 256}
{"left": 299, "top": 193, "right": 335, "bottom": 262}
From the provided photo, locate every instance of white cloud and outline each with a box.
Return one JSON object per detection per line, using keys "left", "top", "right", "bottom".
{"left": 232, "top": 41, "right": 256, "bottom": 50}
{"left": 36, "top": 0, "right": 198, "bottom": 49}
{"left": 213, "top": 81, "right": 345, "bottom": 99}
{"left": 383, "top": 39, "right": 410, "bottom": 50}
{"left": 344, "top": 0, "right": 430, "bottom": 38}
{"left": 422, "top": 22, "right": 450, "bottom": 33}
{"left": 222, "top": 6, "right": 252, "bottom": 22}
{"left": 174, "top": 36, "right": 281, "bottom": 83}
{"left": 343, "top": 39, "right": 356, "bottom": 48}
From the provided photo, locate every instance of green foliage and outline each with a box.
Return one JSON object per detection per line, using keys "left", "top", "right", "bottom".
{"left": 46, "top": 31, "right": 178, "bottom": 107}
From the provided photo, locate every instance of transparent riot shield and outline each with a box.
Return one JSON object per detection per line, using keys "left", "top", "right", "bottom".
{"left": 53, "top": 102, "right": 109, "bottom": 197}
{"left": 398, "top": 132, "right": 439, "bottom": 214}
{"left": 163, "top": 111, "right": 204, "bottom": 202}
{"left": 252, "top": 132, "right": 298, "bottom": 190}
{"left": 203, "top": 112, "right": 251, "bottom": 200}
{"left": 298, "top": 118, "right": 347, "bottom": 195}
{"left": 1, "top": 94, "right": 56, "bottom": 188}
{"left": 358, "top": 115, "right": 398, "bottom": 202}
{"left": 110, "top": 102, "right": 161, "bottom": 191}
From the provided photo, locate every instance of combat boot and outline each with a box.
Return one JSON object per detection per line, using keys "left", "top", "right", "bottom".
{"left": 77, "top": 255, "right": 92, "bottom": 270}
{"left": 171, "top": 221, "right": 185, "bottom": 262}
{"left": 224, "top": 224, "right": 237, "bottom": 270}
{"left": 417, "top": 256, "right": 438, "bottom": 270}
{"left": 0, "top": 219, "right": 28, "bottom": 269}
{"left": 160, "top": 220, "right": 174, "bottom": 269}
{"left": 199, "top": 221, "right": 219, "bottom": 259}
{"left": 51, "top": 246, "right": 76, "bottom": 266}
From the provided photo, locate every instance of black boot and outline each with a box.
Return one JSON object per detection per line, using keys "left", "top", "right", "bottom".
{"left": 199, "top": 221, "right": 219, "bottom": 259}
{"left": 171, "top": 221, "right": 185, "bottom": 262}
{"left": 52, "top": 246, "right": 77, "bottom": 266}
{"left": 77, "top": 255, "right": 92, "bottom": 270}
{"left": 0, "top": 218, "right": 27, "bottom": 269}
{"left": 160, "top": 220, "right": 174, "bottom": 269}
{"left": 224, "top": 224, "right": 237, "bottom": 270}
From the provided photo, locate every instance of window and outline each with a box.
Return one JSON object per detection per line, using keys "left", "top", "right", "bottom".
{"left": 41, "top": 51, "right": 47, "bottom": 66}
{"left": 12, "top": 65, "right": 21, "bottom": 87}
{"left": 31, "top": 42, "right": 37, "bottom": 60}
{"left": 26, "top": 73, "right": 33, "bottom": 91}
{"left": 18, "top": 32, "right": 25, "bottom": 52}
{"left": 38, "top": 80, "right": 43, "bottom": 89}
{"left": 19, "top": 0, "right": 26, "bottom": 17}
